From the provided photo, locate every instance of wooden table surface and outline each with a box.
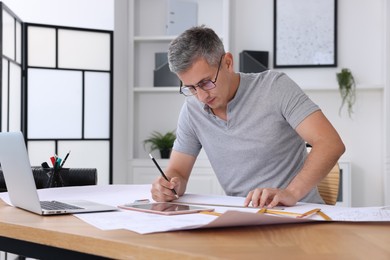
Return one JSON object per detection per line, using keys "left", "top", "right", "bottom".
{"left": 1, "top": 200, "right": 390, "bottom": 259}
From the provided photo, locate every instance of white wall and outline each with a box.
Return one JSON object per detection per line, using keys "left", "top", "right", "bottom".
{"left": 4, "top": 0, "right": 387, "bottom": 206}
{"left": 231, "top": 0, "right": 386, "bottom": 206}
{"left": 386, "top": 0, "right": 390, "bottom": 205}
{"left": 1, "top": 0, "right": 113, "bottom": 30}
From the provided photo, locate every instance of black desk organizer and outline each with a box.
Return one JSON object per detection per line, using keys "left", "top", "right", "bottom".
{"left": 0, "top": 167, "right": 97, "bottom": 192}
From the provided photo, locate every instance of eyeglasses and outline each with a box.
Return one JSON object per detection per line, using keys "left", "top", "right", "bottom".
{"left": 179, "top": 54, "right": 225, "bottom": 96}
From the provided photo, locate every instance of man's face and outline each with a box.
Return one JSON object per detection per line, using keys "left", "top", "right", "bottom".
{"left": 178, "top": 56, "right": 229, "bottom": 111}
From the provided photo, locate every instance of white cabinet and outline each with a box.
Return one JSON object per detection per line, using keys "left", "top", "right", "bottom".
{"left": 131, "top": 159, "right": 352, "bottom": 202}
{"left": 131, "top": 159, "right": 225, "bottom": 195}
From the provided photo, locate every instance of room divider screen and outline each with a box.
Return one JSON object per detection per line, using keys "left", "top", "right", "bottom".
{"left": 0, "top": 3, "right": 23, "bottom": 133}
{"left": 0, "top": 3, "right": 113, "bottom": 184}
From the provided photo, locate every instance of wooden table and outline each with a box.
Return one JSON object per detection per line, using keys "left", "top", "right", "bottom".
{"left": 1, "top": 200, "right": 390, "bottom": 259}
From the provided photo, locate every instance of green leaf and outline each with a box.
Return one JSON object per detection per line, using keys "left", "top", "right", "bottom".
{"left": 336, "top": 68, "right": 356, "bottom": 118}
{"left": 143, "top": 130, "right": 176, "bottom": 152}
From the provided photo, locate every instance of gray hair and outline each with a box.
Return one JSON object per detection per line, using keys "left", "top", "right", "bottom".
{"left": 168, "top": 25, "right": 225, "bottom": 74}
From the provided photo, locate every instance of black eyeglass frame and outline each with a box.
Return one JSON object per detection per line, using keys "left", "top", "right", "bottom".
{"left": 179, "top": 54, "right": 225, "bottom": 96}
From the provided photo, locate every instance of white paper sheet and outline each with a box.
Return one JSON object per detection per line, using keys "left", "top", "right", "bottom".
{"left": 0, "top": 184, "right": 152, "bottom": 207}
{"left": 176, "top": 193, "right": 247, "bottom": 207}
{"left": 1, "top": 184, "right": 390, "bottom": 235}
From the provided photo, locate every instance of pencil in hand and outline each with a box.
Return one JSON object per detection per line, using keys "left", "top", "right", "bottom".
{"left": 149, "top": 153, "right": 179, "bottom": 199}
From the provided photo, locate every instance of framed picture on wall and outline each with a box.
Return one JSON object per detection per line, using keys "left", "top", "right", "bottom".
{"left": 273, "top": 0, "right": 337, "bottom": 68}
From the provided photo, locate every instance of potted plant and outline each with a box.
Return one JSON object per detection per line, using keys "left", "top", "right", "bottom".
{"left": 143, "top": 130, "right": 176, "bottom": 159}
{"left": 336, "top": 68, "right": 356, "bottom": 118}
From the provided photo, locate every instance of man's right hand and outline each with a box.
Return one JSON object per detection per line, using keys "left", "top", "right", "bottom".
{"left": 151, "top": 176, "right": 180, "bottom": 202}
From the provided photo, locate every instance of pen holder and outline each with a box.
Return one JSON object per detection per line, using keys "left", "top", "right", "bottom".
{"left": 32, "top": 166, "right": 98, "bottom": 189}
{"left": 45, "top": 168, "right": 67, "bottom": 188}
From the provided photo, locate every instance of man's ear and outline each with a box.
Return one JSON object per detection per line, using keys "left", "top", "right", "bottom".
{"left": 224, "top": 52, "right": 234, "bottom": 70}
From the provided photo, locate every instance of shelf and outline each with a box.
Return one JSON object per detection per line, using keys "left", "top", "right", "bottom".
{"left": 133, "top": 87, "right": 179, "bottom": 93}
{"left": 302, "top": 84, "right": 384, "bottom": 91}
{"left": 134, "top": 35, "right": 226, "bottom": 43}
{"left": 134, "top": 35, "right": 176, "bottom": 42}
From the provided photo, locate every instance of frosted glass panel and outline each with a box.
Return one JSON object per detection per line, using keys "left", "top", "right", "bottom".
{"left": 27, "top": 141, "right": 55, "bottom": 167}
{"left": 2, "top": 9, "right": 15, "bottom": 60}
{"left": 58, "top": 29, "right": 110, "bottom": 70}
{"left": 58, "top": 141, "right": 110, "bottom": 185}
{"left": 84, "top": 72, "right": 110, "bottom": 138}
{"left": 1, "top": 59, "right": 9, "bottom": 131}
{"left": 28, "top": 26, "right": 56, "bottom": 67}
{"left": 8, "top": 63, "right": 21, "bottom": 131}
{"left": 16, "top": 21, "right": 22, "bottom": 64}
{"left": 28, "top": 69, "right": 82, "bottom": 138}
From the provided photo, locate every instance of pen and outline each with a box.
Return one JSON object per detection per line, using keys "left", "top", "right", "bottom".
{"left": 149, "top": 153, "right": 179, "bottom": 199}
{"left": 41, "top": 162, "right": 50, "bottom": 169}
{"left": 54, "top": 158, "right": 61, "bottom": 173}
{"left": 60, "top": 150, "right": 71, "bottom": 168}
{"left": 50, "top": 156, "right": 56, "bottom": 167}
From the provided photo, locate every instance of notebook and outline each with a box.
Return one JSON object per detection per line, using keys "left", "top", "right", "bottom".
{"left": 0, "top": 131, "right": 117, "bottom": 215}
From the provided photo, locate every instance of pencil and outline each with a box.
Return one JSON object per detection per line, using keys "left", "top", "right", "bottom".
{"left": 149, "top": 153, "right": 179, "bottom": 199}
{"left": 297, "top": 208, "right": 321, "bottom": 218}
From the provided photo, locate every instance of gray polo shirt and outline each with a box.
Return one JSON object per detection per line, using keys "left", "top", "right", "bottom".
{"left": 173, "top": 71, "right": 324, "bottom": 203}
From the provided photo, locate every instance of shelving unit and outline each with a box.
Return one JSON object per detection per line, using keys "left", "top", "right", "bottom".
{"left": 133, "top": 87, "right": 177, "bottom": 93}
{"left": 127, "top": 0, "right": 230, "bottom": 193}
{"left": 128, "top": 0, "right": 230, "bottom": 159}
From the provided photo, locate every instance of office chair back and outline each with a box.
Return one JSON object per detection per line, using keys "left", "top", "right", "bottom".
{"left": 0, "top": 167, "right": 97, "bottom": 192}
{"left": 317, "top": 163, "right": 340, "bottom": 205}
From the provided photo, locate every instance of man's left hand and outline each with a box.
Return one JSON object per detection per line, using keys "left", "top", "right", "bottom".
{"left": 244, "top": 188, "right": 299, "bottom": 208}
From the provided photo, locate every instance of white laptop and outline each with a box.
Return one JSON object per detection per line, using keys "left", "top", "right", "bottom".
{"left": 0, "top": 131, "right": 117, "bottom": 215}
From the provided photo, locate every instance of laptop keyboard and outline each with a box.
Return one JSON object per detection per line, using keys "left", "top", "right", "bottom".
{"left": 40, "top": 201, "right": 84, "bottom": 210}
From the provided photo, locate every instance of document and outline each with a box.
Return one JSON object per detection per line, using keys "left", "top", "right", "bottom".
{"left": 1, "top": 184, "right": 390, "bottom": 235}
{"left": 175, "top": 193, "right": 248, "bottom": 207}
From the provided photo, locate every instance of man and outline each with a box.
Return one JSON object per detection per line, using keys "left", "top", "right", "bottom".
{"left": 151, "top": 26, "right": 345, "bottom": 208}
